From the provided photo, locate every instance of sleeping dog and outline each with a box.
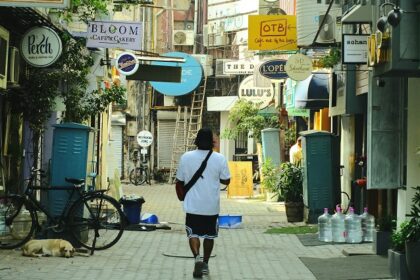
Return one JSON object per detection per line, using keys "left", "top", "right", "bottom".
{"left": 22, "top": 239, "right": 75, "bottom": 258}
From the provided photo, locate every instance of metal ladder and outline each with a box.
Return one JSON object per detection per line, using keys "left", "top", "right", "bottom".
{"left": 168, "top": 106, "right": 188, "bottom": 183}
{"left": 168, "top": 77, "right": 207, "bottom": 183}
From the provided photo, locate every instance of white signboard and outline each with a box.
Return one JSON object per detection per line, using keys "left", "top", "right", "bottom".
{"left": 224, "top": 60, "right": 258, "bottom": 75}
{"left": 20, "top": 27, "right": 62, "bottom": 67}
{"left": 238, "top": 75, "right": 274, "bottom": 108}
{"left": 0, "top": 0, "right": 69, "bottom": 8}
{"left": 87, "top": 21, "right": 143, "bottom": 50}
{"left": 285, "top": 54, "right": 313, "bottom": 81}
{"left": 137, "top": 130, "right": 153, "bottom": 147}
{"left": 342, "top": 34, "right": 369, "bottom": 64}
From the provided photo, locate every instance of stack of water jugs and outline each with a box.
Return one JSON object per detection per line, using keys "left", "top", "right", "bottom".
{"left": 318, "top": 206, "right": 375, "bottom": 243}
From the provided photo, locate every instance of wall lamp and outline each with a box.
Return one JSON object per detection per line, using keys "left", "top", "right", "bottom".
{"left": 376, "top": 2, "right": 417, "bottom": 33}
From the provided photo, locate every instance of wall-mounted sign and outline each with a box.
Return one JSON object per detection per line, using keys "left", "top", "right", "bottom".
{"left": 259, "top": 59, "right": 288, "bottom": 79}
{"left": 224, "top": 60, "right": 257, "bottom": 75}
{"left": 248, "top": 15, "right": 297, "bottom": 51}
{"left": 285, "top": 53, "right": 312, "bottom": 81}
{"left": 0, "top": 0, "right": 69, "bottom": 8}
{"left": 150, "top": 52, "right": 203, "bottom": 96}
{"left": 87, "top": 21, "right": 143, "bottom": 50}
{"left": 238, "top": 75, "right": 274, "bottom": 108}
{"left": 342, "top": 34, "right": 369, "bottom": 64}
{"left": 115, "top": 52, "right": 138, "bottom": 76}
{"left": 137, "top": 130, "right": 153, "bottom": 147}
{"left": 20, "top": 26, "right": 62, "bottom": 67}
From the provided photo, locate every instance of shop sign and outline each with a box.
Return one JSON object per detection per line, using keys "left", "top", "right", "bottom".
{"left": 150, "top": 52, "right": 203, "bottom": 96}
{"left": 87, "top": 21, "right": 143, "bottom": 50}
{"left": 259, "top": 59, "right": 288, "bottom": 79}
{"left": 20, "top": 26, "right": 62, "bottom": 67}
{"left": 238, "top": 75, "right": 274, "bottom": 108}
{"left": 342, "top": 34, "right": 369, "bottom": 64}
{"left": 0, "top": 0, "right": 69, "bottom": 8}
{"left": 115, "top": 52, "right": 138, "bottom": 76}
{"left": 224, "top": 60, "right": 257, "bottom": 75}
{"left": 248, "top": 15, "right": 297, "bottom": 51}
{"left": 285, "top": 53, "right": 312, "bottom": 81}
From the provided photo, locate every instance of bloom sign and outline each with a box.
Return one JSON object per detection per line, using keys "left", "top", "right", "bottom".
{"left": 87, "top": 21, "right": 143, "bottom": 50}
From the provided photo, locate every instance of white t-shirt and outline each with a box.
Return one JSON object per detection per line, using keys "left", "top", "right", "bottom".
{"left": 176, "top": 149, "right": 230, "bottom": 215}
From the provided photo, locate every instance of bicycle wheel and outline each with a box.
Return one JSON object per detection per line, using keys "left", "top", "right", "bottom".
{"left": 138, "top": 168, "right": 148, "bottom": 185}
{"left": 0, "top": 196, "right": 36, "bottom": 249}
{"left": 129, "top": 168, "right": 141, "bottom": 185}
{"left": 67, "top": 194, "right": 125, "bottom": 250}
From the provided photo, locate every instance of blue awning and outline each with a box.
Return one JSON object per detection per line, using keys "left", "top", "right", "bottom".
{"left": 294, "top": 73, "right": 330, "bottom": 110}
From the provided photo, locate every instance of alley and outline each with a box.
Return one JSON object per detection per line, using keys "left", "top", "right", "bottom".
{"left": 0, "top": 183, "right": 389, "bottom": 280}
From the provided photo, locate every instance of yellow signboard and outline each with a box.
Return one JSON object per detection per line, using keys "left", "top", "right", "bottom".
{"left": 227, "top": 161, "right": 253, "bottom": 198}
{"left": 248, "top": 15, "right": 297, "bottom": 51}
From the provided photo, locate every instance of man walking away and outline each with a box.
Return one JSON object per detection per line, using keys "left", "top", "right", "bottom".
{"left": 176, "top": 128, "right": 231, "bottom": 278}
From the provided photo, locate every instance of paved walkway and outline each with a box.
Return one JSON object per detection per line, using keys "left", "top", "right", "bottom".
{"left": 0, "top": 183, "right": 387, "bottom": 280}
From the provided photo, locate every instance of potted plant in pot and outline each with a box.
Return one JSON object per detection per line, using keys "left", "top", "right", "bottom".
{"left": 278, "top": 162, "right": 303, "bottom": 222}
{"left": 404, "top": 186, "right": 420, "bottom": 280}
{"left": 388, "top": 221, "right": 410, "bottom": 280}
{"left": 373, "top": 214, "right": 395, "bottom": 255}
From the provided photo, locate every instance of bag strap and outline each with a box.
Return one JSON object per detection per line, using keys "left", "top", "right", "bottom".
{"left": 183, "top": 150, "right": 213, "bottom": 195}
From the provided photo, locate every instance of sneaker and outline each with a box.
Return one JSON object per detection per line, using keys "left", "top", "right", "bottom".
{"left": 193, "top": 256, "right": 204, "bottom": 278}
{"left": 202, "top": 263, "right": 209, "bottom": 275}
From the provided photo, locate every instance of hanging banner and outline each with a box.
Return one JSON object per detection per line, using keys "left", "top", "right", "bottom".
{"left": 342, "top": 34, "right": 369, "bottom": 64}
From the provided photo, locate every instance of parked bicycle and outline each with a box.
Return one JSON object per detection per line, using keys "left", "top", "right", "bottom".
{"left": 129, "top": 149, "right": 151, "bottom": 186}
{"left": 0, "top": 169, "right": 126, "bottom": 254}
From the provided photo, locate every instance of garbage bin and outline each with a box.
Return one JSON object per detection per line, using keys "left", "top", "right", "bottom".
{"left": 120, "top": 196, "right": 145, "bottom": 224}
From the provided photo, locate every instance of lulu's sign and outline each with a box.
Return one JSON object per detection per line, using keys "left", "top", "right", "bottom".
{"left": 87, "top": 21, "right": 143, "bottom": 50}
{"left": 20, "top": 26, "right": 62, "bottom": 67}
{"left": 238, "top": 75, "right": 274, "bottom": 108}
{"left": 0, "top": 0, "right": 69, "bottom": 8}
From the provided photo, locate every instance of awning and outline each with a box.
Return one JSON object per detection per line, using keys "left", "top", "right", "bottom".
{"left": 294, "top": 73, "right": 330, "bottom": 110}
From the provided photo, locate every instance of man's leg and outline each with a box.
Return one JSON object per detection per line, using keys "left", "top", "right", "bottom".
{"left": 202, "top": 238, "right": 214, "bottom": 263}
{"left": 189, "top": 237, "right": 201, "bottom": 257}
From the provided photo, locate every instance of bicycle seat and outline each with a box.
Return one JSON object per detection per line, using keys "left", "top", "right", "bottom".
{"left": 65, "top": 178, "right": 85, "bottom": 185}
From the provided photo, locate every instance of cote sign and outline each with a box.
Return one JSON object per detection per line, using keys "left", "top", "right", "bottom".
{"left": 20, "top": 26, "right": 62, "bottom": 67}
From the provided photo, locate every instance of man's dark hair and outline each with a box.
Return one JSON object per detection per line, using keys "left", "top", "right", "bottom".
{"left": 194, "top": 128, "right": 214, "bottom": 150}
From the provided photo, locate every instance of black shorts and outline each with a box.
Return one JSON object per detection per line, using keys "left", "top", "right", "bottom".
{"left": 185, "top": 213, "right": 219, "bottom": 239}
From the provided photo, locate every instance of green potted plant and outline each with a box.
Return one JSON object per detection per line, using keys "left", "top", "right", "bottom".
{"left": 404, "top": 186, "right": 420, "bottom": 279}
{"left": 278, "top": 162, "right": 303, "bottom": 222}
{"left": 261, "top": 158, "right": 281, "bottom": 202}
{"left": 389, "top": 221, "right": 410, "bottom": 280}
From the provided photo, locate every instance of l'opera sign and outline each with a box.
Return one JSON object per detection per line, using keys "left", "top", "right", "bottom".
{"left": 259, "top": 59, "right": 288, "bottom": 80}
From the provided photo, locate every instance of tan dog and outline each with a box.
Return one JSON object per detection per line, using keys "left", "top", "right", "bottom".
{"left": 22, "top": 239, "right": 75, "bottom": 258}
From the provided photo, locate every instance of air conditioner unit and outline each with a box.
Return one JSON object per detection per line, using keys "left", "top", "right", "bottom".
{"left": 173, "top": 30, "right": 194, "bottom": 45}
{"left": 215, "top": 34, "right": 229, "bottom": 46}
{"left": 317, "top": 9, "right": 342, "bottom": 43}
{"left": 215, "top": 59, "right": 231, "bottom": 78}
{"left": 208, "top": 34, "right": 215, "bottom": 46}
{"left": 0, "top": 26, "right": 9, "bottom": 89}
{"left": 8, "top": 47, "right": 20, "bottom": 84}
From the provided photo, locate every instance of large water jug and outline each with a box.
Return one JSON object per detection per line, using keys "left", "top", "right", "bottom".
{"left": 0, "top": 204, "right": 6, "bottom": 236}
{"left": 331, "top": 206, "right": 346, "bottom": 243}
{"left": 345, "top": 207, "right": 362, "bottom": 243}
{"left": 318, "top": 208, "right": 332, "bottom": 242}
{"left": 360, "top": 207, "right": 375, "bottom": 242}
